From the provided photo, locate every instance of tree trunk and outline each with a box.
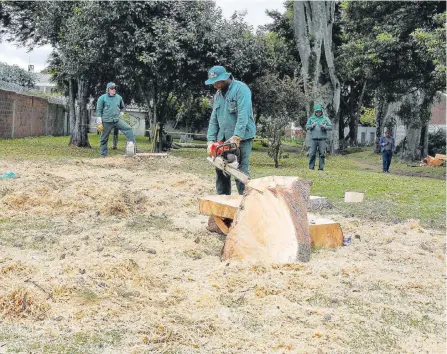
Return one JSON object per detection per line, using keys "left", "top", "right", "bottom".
{"left": 330, "top": 111, "right": 340, "bottom": 153}
{"left": 293, "top": 1, "right": 341, "bottom": 153}
{"left": 70, "top": 77, "right": 91, "bottom": 147}
{"left": 293, "top": 1, "right": 312, "bottom": 116}
{"left": 138, "top": 81, "right": 152, "bottom": 137}
{"left": 68, "top": 78, "right": 76, "bottom": 144}
{"left": 349, "top": 81, "right": 367, "bottom": 146}
{"left": 421, "top": 119, "right": 429, "bottom": 157}
{"left": 153, "top": 83, "right": 158, "bottom": 130}
{"left": 403, "top": 126, "right": 422, "bottom": 161}
{"left": 374, "top": 87, "right": 389, "bottom": 153}
{"left": 274, "top": 144, "right": 280, "bottom": 168}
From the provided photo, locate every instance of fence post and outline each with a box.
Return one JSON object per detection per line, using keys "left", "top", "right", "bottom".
{"left": 30, "top": 97, "right": 34, "bottom": 137}
{"left": 11, "top": 97, "right": 16, "bottom": 138}
{"left": 45, "top": 103, "right": 49, "bottom": 135}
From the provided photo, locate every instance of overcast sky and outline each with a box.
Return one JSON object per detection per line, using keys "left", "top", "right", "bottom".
{"left": 0, "top": 0, "right": 285, "bottom": 73}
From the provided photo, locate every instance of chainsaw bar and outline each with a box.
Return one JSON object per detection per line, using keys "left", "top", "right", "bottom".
{"left": 207, "top": 156, "right": 250, "bottom": 185}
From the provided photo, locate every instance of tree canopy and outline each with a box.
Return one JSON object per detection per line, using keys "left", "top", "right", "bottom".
{"left": 0, "top": 0, "right": 445, "bottom": 161}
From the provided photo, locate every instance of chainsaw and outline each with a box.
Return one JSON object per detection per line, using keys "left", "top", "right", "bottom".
{"left": 207, "top": 141, "right": 250, "bottom": 184}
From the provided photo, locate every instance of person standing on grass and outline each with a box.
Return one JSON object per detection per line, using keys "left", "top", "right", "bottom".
{"left": 305, "top": 104, "right": 332, "bottom": 171}
{"left": 205, "top": 65, "right": 256, "bottom": 195}
{"left": 96, "top": 82, "right": 137, "bottom": 157}
{"left": 379, "top": 129, "right": 395, "bottom": 173}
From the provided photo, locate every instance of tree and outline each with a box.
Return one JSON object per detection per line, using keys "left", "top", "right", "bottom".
{"left": 341, "top": 1, "right": 446, "bottom": 158}
{"left": 293, "top": 1, "right": 341, "bottom": 153}
{"left": 254, "top": 74, "right": 307, "bottom": 167}
{"left": 0, "top": 1, "right": 92, "bottom": 146}
{"left": 0, "top": 61, "right": 35, "bottom": 87}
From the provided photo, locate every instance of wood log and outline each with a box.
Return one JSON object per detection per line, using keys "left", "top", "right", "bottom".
{"left": 132, "top": 153, "right": 168, "bottom": 158}
{"left": 199, "top": 195, "right": 331, "bottom": 218}
{"left": 199, "top": 194, "right": 343, "bottom": 250}
{"left": 344, "top": 191, "right": 364, "bottom": 203}
{"left": 221, "top": 176, "right": 312, "bottom": 263}
{"left": 434, "top": 154, "right": 447, "bottom": 161}
{"left": 424, "top": 155, "right": 444, "bottom": 166}
{"left": 172, "top": 142, "right": 207, "bottom": 148}
{"left": 199, "top": 195, "right": 242, "bottom": 219}
{"left": 308, "top": 214, "right": 343, "bottom": 248}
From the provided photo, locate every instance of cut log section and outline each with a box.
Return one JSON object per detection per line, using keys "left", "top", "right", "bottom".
{"left": 200, "top": 195, "right": 343, "bottom": 249}
{"left": 199, "top": 195, "right": 242, "bottom": 220}
{"left": 344, "top": 191, "right": 364, "bottom": 203}
{"left": 308, "top": 214, "right": 343, "bottom": 248}
{"left": 423, "top": 155, "right": 444, "bottom": 166}
{"left": 172, "top": 142, "right": 207, "bottom": 149}
{"left": 434, "top": 154, "right": 447, "bottom": 161}
{"left": 133, "top": 153, "right": 168, "bottom": 158}
{"left": 199, "top": 195, "right": 331, "bottom": 218}
{"left": 220, "top": 176, "right": 312, "bottom": 263}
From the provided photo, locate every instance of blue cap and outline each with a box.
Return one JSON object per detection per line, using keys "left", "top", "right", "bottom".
{"left": 205, "top": 66, "right": 231, "bottom": 85}
{"left": 106, "top": 82, "right": 117, "bottom": 89}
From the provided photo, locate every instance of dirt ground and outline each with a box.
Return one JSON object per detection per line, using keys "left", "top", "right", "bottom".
{"left": 0, "top": 156, "right": 445, "bottom": 353}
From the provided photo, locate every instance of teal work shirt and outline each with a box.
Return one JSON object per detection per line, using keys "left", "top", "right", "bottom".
{"left": 96, "top": 93, "right": 125, "bottom": 123}
{"left": 306, "top": 115, "right": 332, "bottom": 139}
{"left": 207, "top": 80, "right": 256, "bottom": 142}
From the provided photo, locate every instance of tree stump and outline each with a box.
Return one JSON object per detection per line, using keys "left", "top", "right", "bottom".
{"left": 221, "top": 176, "right": 312, "bottom": 263}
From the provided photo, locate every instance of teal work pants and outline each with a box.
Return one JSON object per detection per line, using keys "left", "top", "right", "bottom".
{"left": 100, "top": 120, "right": 135, "bottom": 156}
{"left": 216, "top": 139, "right": 253, "bottom": 195}
{"left": 309, "top": 138, "right": 327, "bottom": 170}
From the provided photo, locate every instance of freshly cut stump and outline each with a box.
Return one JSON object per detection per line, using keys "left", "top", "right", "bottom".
{"left": 221, "top": 176, "right": 312, "bottom": 263}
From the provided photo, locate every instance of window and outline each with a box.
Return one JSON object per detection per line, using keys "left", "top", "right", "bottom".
{"left": 370, "top": 132, "right": 375, "bottom": 143}
{"left": 361, "top": 132, "right": 366, "bottom": 143}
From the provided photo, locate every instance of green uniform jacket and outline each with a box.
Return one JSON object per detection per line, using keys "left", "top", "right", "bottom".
{"left": 96, "top": 93, "right": 125, "bottom": 123}
{"left": 207, "top": 80, "right": 256, "bottom": 142}
{"left": 306, "top": 104, "right": 332, "bottom": 139}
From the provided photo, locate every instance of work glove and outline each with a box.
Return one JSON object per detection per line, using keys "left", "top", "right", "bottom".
{"left": 207, "top": 141, "right": 215, "bottom": 156}
{"left": 97, "top": 124, "right": 104, "bottom": 133}
{"left": 96, "top": 117, "right": 102, "bottom": 125}
{"left": 227, "top": 135, "right": 241, "bottom": 147}
{"left": 319, "top": 124, "right": 325, "bottom": 130}
{"left": 120, "top": 111, "right": 125, "bottom": 118}
{"left": 311, "top": 122, "right": 317, "bottom": 129}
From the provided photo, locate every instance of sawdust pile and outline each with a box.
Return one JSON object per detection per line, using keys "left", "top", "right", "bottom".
{"left": 0, "top": 156, "right": 445, "bottom": 353}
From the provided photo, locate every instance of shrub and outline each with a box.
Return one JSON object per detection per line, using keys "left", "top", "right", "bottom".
{"left": 428, "top": 129, "right": 446, "bottom": 156}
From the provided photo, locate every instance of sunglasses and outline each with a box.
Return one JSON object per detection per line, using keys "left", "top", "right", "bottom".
{"left": 109, "top": 87, "right": 116, "bottom": 90}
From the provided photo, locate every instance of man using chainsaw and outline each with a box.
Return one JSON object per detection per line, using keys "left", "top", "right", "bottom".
{"left": 305, "top": 104, "right": 332, "bottom": 170}
{"left": 96, "top": 82, "right": 137, "bottom": 157}
{"left": 205, "top": 66, "right": 256, "bottom": 195}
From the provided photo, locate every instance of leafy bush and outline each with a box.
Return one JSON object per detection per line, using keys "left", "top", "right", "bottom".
{"left": 359, "top": 106, "right": 375, "bottom": 127}
{"left": 0, "top": 62, "right": 36, "bottom": 88}
{"left": 428, "top": 129, "right": 446, "bottom": 156}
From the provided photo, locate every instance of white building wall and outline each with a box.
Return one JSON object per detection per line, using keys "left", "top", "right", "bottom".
{"left": 343, "top": 126, "right": 376, "bottom": 144}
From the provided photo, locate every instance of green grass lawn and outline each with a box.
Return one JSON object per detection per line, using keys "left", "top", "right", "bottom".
{"left": 0, "top": 134, "right": 445, "bottom": 228}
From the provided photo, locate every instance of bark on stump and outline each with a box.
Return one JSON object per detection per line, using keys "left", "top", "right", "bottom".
{"left": 221, "top": 176, "right": 312, "bottom": 263}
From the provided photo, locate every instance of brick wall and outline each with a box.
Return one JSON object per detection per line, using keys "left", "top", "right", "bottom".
{"left": 0, "top": 90, "right": 15, "bottom": 139}
{"left": 0, "top": 89, "right": 68, "bottom": 139}
{"left": 431, "top": 93, "right": 446, "bottom": 126}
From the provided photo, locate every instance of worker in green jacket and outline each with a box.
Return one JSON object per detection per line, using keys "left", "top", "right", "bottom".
{"left": 205, "top": 66, "right": 256, "bottom": 195}
{"left": 96, "top": 82, "right": 136, "bottom": 157}
{"left": 305, "top": 104, "right": 332, "bottom": 170}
